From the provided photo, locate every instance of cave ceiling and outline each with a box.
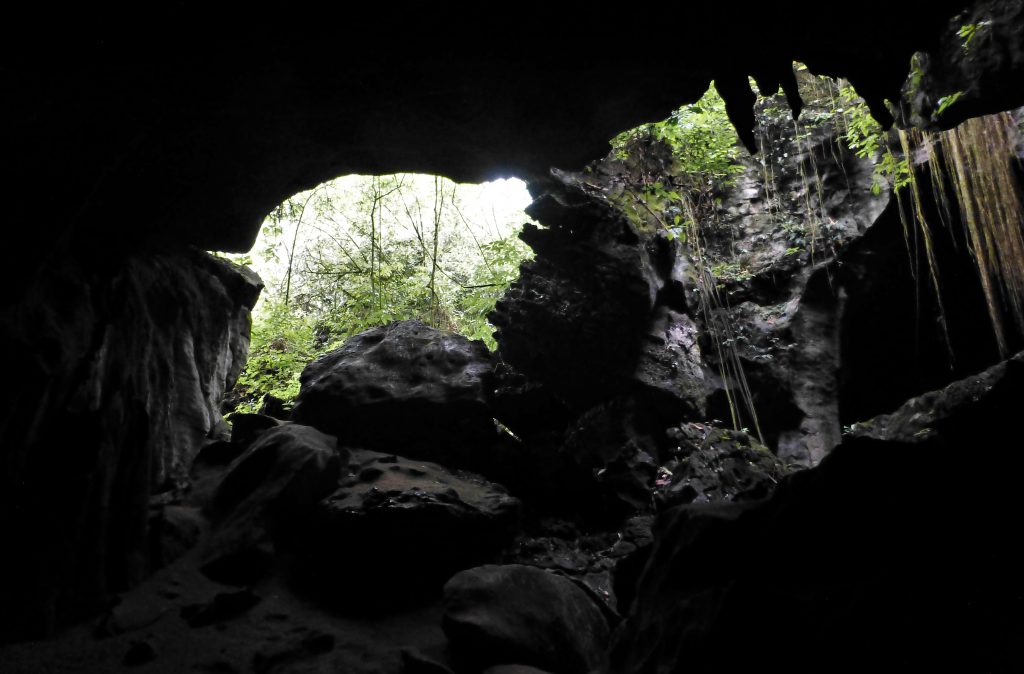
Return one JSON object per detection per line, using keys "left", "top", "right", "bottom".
{"left": 4, "top": 2, "right": 975, "bottom": 267}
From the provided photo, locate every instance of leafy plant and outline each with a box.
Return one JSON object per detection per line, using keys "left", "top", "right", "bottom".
{"left": 934, "top": 91, "right": 965, "bottom": 119}
{"left": 838, "top": 83, "right": 910, "bottom": 194}
{"left": 957, "top": 20, "right": 991, "bottom": 51}
{"left": 231, "top": 298, "right": 319, "bottom": 413}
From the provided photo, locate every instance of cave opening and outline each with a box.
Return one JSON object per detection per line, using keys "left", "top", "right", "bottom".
{"left": 3, "top": 4, "right": 1024, "bottom": 672}
{"left": 214, "top": 173, "right": 535, "bottom": 417}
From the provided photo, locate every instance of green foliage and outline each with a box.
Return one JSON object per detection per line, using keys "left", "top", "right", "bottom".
{"left": 781, "top": 221, "right": 809, "bottom": 248}
{"left": 225, "top": 174, "right": 533, "bottom": 413}
{"left": 935, "top": 91, "right": 965, "bottom": 119}
{"left": 957, "top": 20, "right": 991, "bottom": 51}
{"left": 711, "top": 261, "right": 753, "bottom": 284}
{"left": 611, "top": 86, "right": 746, "bottom": 186}
{"left": 231, "top": 298, "right": 318, "bottom": 413}
{"left": 838, "top": 84, "right": 910, "bottom": 194}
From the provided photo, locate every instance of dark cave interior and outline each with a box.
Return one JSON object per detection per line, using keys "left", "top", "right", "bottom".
{"left": 2, "top": 2, "right": 1024, "bottom": 673}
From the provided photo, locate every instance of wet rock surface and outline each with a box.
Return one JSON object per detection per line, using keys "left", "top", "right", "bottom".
{"left": 692, "top": 84, "right": 890, "bottom": 466}
{"left": 293, "top": 320, "right": 498, "bottom": 466}
{"left": 443, "top": 564, "right": 610, "bottom": 674}
{"left": 655, "top": 423, "right": 794, "bottom": 507}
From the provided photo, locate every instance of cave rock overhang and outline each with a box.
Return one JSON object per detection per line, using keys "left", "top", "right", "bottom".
{"left": 6, "top": 1, "right": 977, "bottom": 271}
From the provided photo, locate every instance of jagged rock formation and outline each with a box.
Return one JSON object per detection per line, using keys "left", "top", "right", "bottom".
{"left": 0, "top": 249, "right": 260, "bottom": 640}
{"left": 849, "top": 350, "right": 1024, "bottom": 441}
{"left": 8, "top": 5, "right": 966, "bottom": 279}
{"left": 503, "top": 516, "right": 654, "bottom": 614}
{"left": 655, "top": 423, "right": 793, "bottom": 508}
{"left": 609, "top": 351, "right": 1024, "bottom": 673}
{"left": 492, "top": 183, "right": 704, "bottom": 417}
{"left": 902, "top": 0, "right": 1024, "bottom": 129}
{"left": 692, "top": 86, "right": 891, "bottom": 465}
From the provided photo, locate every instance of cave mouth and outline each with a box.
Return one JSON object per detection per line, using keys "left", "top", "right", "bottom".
{"left": 6, "top": 5, "right": 1024, "bottom": 668}
{"left": 215, "top": 173, "right": 535, "bottom": 416}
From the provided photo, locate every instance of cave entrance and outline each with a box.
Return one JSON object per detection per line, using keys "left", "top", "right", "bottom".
{"left": 217, "top": 174, "right": 534, "bottom": 415}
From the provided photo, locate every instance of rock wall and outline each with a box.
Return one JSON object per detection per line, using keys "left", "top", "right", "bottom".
{"left": 0, "top": 249, "right": 261, "bottom": 640}
{"left": 609, "top": 352, "right": 1024, "bottom": 674}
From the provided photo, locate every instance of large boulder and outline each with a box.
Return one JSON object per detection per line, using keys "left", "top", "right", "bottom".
{"left": 299, "top": 450, "right": 520, "bottom": 607}
{"left": 490, "top": 170, "right": 707, "bottom": 418}
{"left": 443, "top": 564, "right": 610, "bottom": 674}
{"left": 292, "top": 320, "right": 498, "bottom": 466}
{"left": 201, "top": 425, "right": 345, "bottom": 585}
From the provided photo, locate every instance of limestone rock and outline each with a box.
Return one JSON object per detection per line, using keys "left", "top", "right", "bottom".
{"left": 443, "top": 564, "right": 610, "bottom": 674}
{"left": 850, "top": 351, "right": 1024, "bottom": 443}
{"left": 201, "top": 425, "right": 345, "bottom": 585}
{"left": 301, "top": 451, "right": 520, "bottom": 606}
{"left": 655, "top": 422, "right": 793, "bottom": 507}
{"left": 609, "top": 353, "right": 1024, "bottom": 673}
{"left": 292, "top": 320, "right": 497, "bottom": 466}
{"left": 0, "top": 249, "right": 261, "bottom": 639}
{"left": 503, "top": 516, "right": 653, "bottom": 614}
{"left": 491, "top": 174, "right": 704, "bottom": 417}
{"left": 900, "top": 0, "right": 1024, "bottom": 129}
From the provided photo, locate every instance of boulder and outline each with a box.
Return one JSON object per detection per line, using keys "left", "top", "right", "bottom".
{"left": 228, "top": 413, "right": 283, "bottom": 449}
{"left": 292, "top": 320, "right": 498, "bottom": 466}
{"left": 201, "top": 425, "right": 345, "bottom": 585}
{"left": 146, "top": 504, "right": 203, "bottom": 571}
{"left": 655, "top": 422, "right": 794, "bottom": 507}
{"left": 300, "top": 451, "right": 520, "bottom": 607}
{"left": 443, "top": 564, "right": 610, "bottom": 674}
